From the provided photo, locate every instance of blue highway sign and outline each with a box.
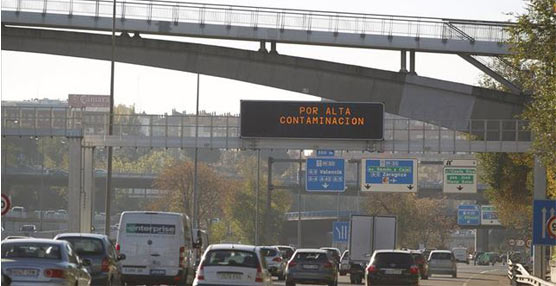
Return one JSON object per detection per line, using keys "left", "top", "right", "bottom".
{"left": 306, "top": 158, "right": 345, "bottom": 192}
{"left": 361, "top": 159, "right": 417, "bottom": 192}
{"left": 316, "top": 150, "right": 335, "bottom": 157}
{"left": 333, "top": 221, "right": 350, "bottom": 243}
{"left": 533, "top": 200, "right": 556, "bottom": 246}
{"left": 457, "top": 205, "right": 480, "bottom": 226}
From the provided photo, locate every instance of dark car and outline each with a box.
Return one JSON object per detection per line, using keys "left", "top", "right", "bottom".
{"left": 286, "top": 249, "right": 338, "bottom": 286}
{"left": 410, "top": 251, "right": 428, "bottom": 280}
{"left": 55, "top": 233, "right": 125, "bottom": 286}
{"left": 365, "top": 250, "right": 419, "bottom": 286}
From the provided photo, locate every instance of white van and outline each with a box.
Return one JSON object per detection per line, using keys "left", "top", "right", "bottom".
{"left": 452, "top": 247, "right": 469, "bottom": 264}
{"left": 116, "top": 211, "right": 198, "bottom": 285}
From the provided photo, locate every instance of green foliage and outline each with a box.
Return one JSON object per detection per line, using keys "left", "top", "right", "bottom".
{"left": 113, "top": 150, "right": 174, "bottom": 174}
{"left": 507, "top": 0, "right": 556, "bottom": 167}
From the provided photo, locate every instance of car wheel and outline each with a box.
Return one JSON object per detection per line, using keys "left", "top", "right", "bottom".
{"left": 106, "top": 277, "right": 112, "bottom": 286}
{"left": 422, "top": 274, "right": 428, "bottom": 280}
{"left": 452, "top": 272, "right": 457, "bottom": 278}
{"left": 285, "top": 280, "right": 296, "bottom": 286}
{"left": 278, "top": 273, "right": 285, "bottom": 281}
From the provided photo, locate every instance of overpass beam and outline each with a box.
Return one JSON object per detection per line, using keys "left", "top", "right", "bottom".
{"left": 409, "top": 50, "right": 416, "bottom": 75}
{"left": 258, "top": 41, "right": 267, "bottom": 53}
{"left": 67, "top": 137, "right": 82, "bottom": 232}
{"left": 80, "top": 147, "right": 94, "bottom": 233}
{"left": 459, "top": 53, "right": 521, "bottom": 94}
{"left": 400, "top": 49, "right": 408, "bottom": 73}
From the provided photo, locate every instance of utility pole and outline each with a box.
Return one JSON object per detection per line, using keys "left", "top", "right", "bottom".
{"left": 104, "top": 0, "right": 117, "bottom": 236}
{"left": 192, "top": 74, "right": 200, "bottom": 229}
{"left": 297, "top": 150, "right": 303, "bottom": 248}
{"left": 255, "top": 149, "right": 260, "bottom": 245}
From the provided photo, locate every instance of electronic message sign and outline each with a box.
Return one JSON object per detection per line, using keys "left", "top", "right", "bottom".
{"left": 240, "top": 101, "right": 384, "bottom": 140}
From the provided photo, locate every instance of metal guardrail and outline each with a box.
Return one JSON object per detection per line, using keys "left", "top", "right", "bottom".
{"left": 508, "top": 259, "right": 556, "bottom": 286}
{"left": 1, "top": 0, "right": 513, "bottom": 43}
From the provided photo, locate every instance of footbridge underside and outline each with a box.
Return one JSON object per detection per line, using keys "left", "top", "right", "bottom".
{"left": 2, "top": 26, "right": 526, "bottom": 130}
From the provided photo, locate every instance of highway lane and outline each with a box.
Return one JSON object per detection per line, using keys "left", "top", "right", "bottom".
{"left": 272, "top": 263, "right": 509, "bottom": 286}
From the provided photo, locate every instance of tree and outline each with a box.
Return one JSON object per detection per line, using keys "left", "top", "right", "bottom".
{"left": 507, "top": 0, "right": 556, "bottom": 167}
{"left": 364, "top": 193, "right": 455, "bottom": 249}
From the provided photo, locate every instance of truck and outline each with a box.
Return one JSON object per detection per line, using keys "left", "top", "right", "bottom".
{"left": 348, "top": 215, "right": 397, "bottom": 284}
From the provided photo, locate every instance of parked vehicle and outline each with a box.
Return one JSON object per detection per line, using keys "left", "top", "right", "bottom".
{"left": 428, "top": 250, "right": 457, "bottom": 278}
{"left": 116, "top": 211, "right": 197, "bottom": 286}
{"left": 55, "top": 233, "right": 125, "bottom": 285}
{"left": 339, "top": 250, "right": 350, "bottom": 276}
{"left": 9, "top": 206, "right": 26, "bottom": 218}
{"left": 1, "top": 238, "right": 92, "bottom": 285}
{"left": 365, "top": 250, "right": 420, "bottom": 286}
{"left": 193, "top": 244, "right": 272, "bottom": 286}
{"left": 285, "top": 249, "right": 338, "bottom": 286}
{"left": 452, "top": 247, "right": 469, "bottom": 264}
{"left": 259, "top": 246, "right": 286, "bottom": 280}
{"left": 275, "top": 245, "right": 296, "bottom": 261}
{"left": 410, "top": 250, "right": 429, "bottom": 279}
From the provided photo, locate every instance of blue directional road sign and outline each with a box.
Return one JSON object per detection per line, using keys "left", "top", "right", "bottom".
{"left": 333, "top": 221, "right": 350, "bottom": 243}
{"left": 306, "top": 158, "right": 345, "bottom": 192}
{"left": 533, "top": 200, "right": 556, "bottom": 245}
{"left": 361, "top": 159, "right": 417, "bottom": 192}
{"left": 316, "top": 150, "right": 335, "bottom": 157}
{"left": 457, "top": 205, "right": 480, "bottom": 226}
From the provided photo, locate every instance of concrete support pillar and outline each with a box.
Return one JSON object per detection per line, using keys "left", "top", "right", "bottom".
{"left": 270, "top": 41, "right": 278, "bottom": 55}
{"left": 80, "top": 147, "right": 95, "bottom": 233}
{"left": 258, "top": 41, "right": 267, "bottom": 53}
{"left": 409, "top": 50, "right": 416, "bottom": 74}
{"left": 533, "top": 157, "right": 547, "bottom": 277}
{"left": 475, "top": 229, "right": 489, "bottom": 252}
{"left": 67, "top": 137, "right": 82, "bottom": 232}
{"left": 400, "top": 50, "right": 408, "bottom": 73}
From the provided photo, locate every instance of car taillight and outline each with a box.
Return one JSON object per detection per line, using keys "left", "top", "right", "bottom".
{"left": 324, "top": 261, "right": 333, "bottom": 269}
{"left": 101, "top": 257, "right": 110, "bottom": 272}
{"left": 288, "top": 261, "right": 297, "bottom": 267}
{"left": 115, "top": 243, "right": 120, "bottom": 252}
{"left": 255, "top": 265, "right": 263, "bottom": 282}
{"left": 272, "top": 257, "right": 282, "bottom": 263}
{"left": 366, "top": 265, "right": 378, "bottom": 273}
{"left": 196, "top": 265, "right": 204, "bottom": 280}
{"left": 179, "top": 246, "right": 185, "bottom": 268}
{"left": 410, "top": 265, "right": 419, "bottom": 275}
{"left": 44, "top": 269, "right": 65, "bottom": 278}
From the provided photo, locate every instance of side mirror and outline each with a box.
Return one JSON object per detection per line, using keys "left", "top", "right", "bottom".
{"left": 117, "top": 254, "right": 126, "bottom": 261}
{"left": 81, "top": 258, "right": 92, "bottom": 267}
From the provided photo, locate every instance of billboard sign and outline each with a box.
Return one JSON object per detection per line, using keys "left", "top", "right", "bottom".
{"left": 240, "top": 101, "right": 384, "bottom": 140}
{"left": 361, "top": 159, "right": 417, "bottom": 192}
{"left": 68, "top": 94, "right": 110, "bottom": 108}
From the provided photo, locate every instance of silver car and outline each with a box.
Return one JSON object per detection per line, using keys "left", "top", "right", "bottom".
{"left": 285, "top": 249, "right": 338, "bottom": 286}
{"left": 259, "top": 246, "right": 286, "bottom": 280}
{"left": 1, "top": 238, "right": 92, "bottom": 285}
{"left": 428, "top": 250, "right": 457, "bottom": 278}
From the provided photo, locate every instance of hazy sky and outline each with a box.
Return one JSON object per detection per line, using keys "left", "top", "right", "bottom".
{"left": 1, "top": 0, "right": 527, "bottom": 114}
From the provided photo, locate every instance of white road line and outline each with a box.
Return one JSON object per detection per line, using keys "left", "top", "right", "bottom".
{"left": 462, "top": 268, "right": 499, "bottom": 286}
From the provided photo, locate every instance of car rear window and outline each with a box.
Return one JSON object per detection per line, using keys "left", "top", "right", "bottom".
{"left": 260, "top": 248, "right": 278, "bottom": 257}
{"left": 2, "top": 243, "right": 62, "bottom": 260}
{"left": 431, "top": 252, "right": 452, "bottom": 260}
{"left": 372, "top": 253, "right": 413, "bottom": 268}
{"left": 294, "top": 252, "right": 328, "bottom": 262}
{"left": 203, "top": 250, "right": 259, "bottom": 268}
{"left": 411, "top": 254, "right": 425, "bottom": 262}
{"left": 279, "top": 248, "right": 294, "bottom": 258}
{"left": 60, "top": 237, "right": 104, "bottom": 256}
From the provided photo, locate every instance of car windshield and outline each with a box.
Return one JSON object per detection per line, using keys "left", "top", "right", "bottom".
{"left": 294, "top": 252, "right": 328, "bottom": 262}
{"left": 431, "top": 252, "right": 452, "bottom": 260}
{"left": 260, "top": 248, "right": 278, "bottom": 257}
{"left": 2, "top": 243, "right": 62, "bottom": 260}
{"left": 203, "top": 250, "right": 259, "bottom": 268}
{"left": 372, "top": 253, "right": 413, "bottom": 268}
{"left": 60, "top": 237, "right": 104, "bottom": 255}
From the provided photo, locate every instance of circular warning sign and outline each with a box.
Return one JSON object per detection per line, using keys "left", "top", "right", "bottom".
{"left": 547, "top": 216, "right": 556, "bottom": 238}
{"left": 508, "top": 239, "right": 516, "bottom": 246}
{"left": 516, "top": 239, "right": 525, "bottom": 247}
{"left": 1, "top": 194, "right": 11, "bottom": 216}
{"left": 526, "top": 239, "right": 532, "bottom": 248}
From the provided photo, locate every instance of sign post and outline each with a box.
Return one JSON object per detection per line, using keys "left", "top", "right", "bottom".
{"left": 443, "top": 160, "right": 477, "bottom": 193}
{"left": 1, "top": 194, "right": 10, "bottom": 216}
{"left": 332, "top": 221, "right": 350, "bottom": 243}
{"left": 306, "top": 158, "right": 345, "bottom": 193}
{"left": 361, "top": 159, "right": 417, "bottom": 192}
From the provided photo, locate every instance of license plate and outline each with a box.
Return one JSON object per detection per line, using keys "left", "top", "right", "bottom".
{"left": 384, "top": 269, "right": 402, "bottom": 275}
{"left": 10, "top": 269, "right": 38, "bottom": 276}
{"left": 217, "top": 273, "right": 242, "bottom": 280}
{"left": 150, "top": 269, "right": 166, "bottom": 275}
{"left": 122, "top": 267, "right": 145, "bottom": 274}
{"left": 302, "top": 264, "right": 319, "bottom": 270}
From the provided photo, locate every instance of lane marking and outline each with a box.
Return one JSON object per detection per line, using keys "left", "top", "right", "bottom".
{"left": 462, "top": 268, "right": 500, "bottom": 286}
